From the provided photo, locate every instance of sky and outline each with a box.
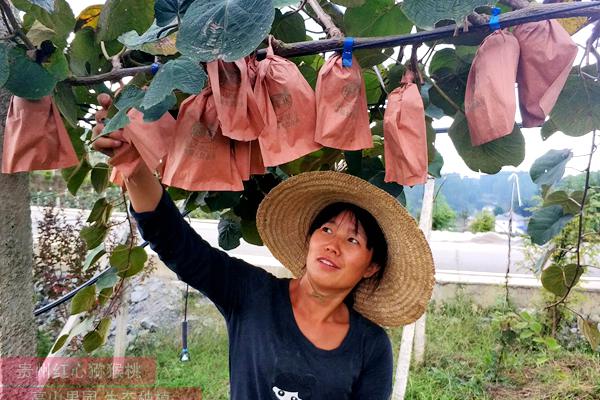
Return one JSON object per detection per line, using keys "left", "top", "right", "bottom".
{"left": 67, "top": 0, "right": 599, "bottom": 178}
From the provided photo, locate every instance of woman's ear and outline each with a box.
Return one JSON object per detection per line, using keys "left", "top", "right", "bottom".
{"left": 362, "top": 262, "right": 380, "bottom": 279}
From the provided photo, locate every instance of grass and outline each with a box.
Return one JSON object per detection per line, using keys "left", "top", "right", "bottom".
{"left": 38, "top": 293, "right": 600, "bottom": 399}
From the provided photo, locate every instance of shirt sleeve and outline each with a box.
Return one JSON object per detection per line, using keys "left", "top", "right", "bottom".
{"left": 130, "top": 189, "right": 272, "bottom": 319}
{"left": 352, "top": 328, "right": 393, "bottom": 399}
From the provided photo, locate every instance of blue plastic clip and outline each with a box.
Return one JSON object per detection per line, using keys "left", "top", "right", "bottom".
{"left": 342, "top": 37, "right": 354, "bottom": 67}
{"left": 150, "top": 62, "right": 161, "bottom": 75}
{"left": 489, "top": 7, "right": 501, "bottom": 31}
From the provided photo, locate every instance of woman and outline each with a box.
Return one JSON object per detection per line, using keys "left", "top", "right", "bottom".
{"left": 93, "top": 94, "right": 435, "bottom": 399}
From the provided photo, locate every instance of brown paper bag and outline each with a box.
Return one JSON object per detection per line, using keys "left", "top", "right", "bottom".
{"left": 514, "top": 20, "right": 577, "bottom": 127}
{"left": 315, "top": 54, "right": 372, "bottom": 150}
{"left": 161, "top": 88, "right": 244, "bottom": 191}
{"left": 108, "top": 108, "right": 176, "bottom": 185}
{"left": 207, "top": 59, "right": 264, "bottom": 141}
{"left": 2, "top": 96, "right": 78, "bottom": 173}
{"left": 254, "top": 36, "right": 321, "bottom": 166}
{"left": 464, "top": 30, "right": 520, "bottom": 146}
{"left": 233, "top": 140, "right": 266, "bottom": 181}
{"left": 383, "top": 71, "right": 428, "bottom": 186}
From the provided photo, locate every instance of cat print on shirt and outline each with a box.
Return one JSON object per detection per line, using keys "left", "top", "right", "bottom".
{"left": 272, "top": 386, "right": 302, "bottom": 400}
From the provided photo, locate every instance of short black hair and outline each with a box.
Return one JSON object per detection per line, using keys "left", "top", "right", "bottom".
{"left": 307, "top": 202, "right": 388, "bottom": 299}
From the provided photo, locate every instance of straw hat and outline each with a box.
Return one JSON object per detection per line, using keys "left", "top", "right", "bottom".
{"left": 256, "top": 171, "right": 435, "bottom": 327}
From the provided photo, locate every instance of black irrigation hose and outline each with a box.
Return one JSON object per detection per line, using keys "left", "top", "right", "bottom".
{"left": 33, "top": 208, "right": 193, "bottom": 317}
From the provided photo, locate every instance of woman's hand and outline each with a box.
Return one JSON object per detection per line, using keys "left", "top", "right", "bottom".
{"left": 91, "top": 93, "right": 125, "bottom": 157}
{"left": 90, "top": 93, "right": 164, "bottom": 212}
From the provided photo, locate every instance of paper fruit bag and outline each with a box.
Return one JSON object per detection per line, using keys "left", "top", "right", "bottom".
{"left": 162, "top": 89, "right": 243, "bottom": 191}
{"left": 206, "top": 59, "right": 264, "bottom": 141}
{"left": 254, "top": 37, "right": 321, "bottom": 166}
{"left": 464, "top": 30, "right": 520, "bottom": 146}
{"left": 315, "top": 54, "right": 372, "bottom": 151}
{"left": 514, "top": 20, "right": 578, "bottom": 127}
{"left": 383, "top": 71, "right": 428, "bottom": 186}
{"left": 2, "top": 96, "right": 78, "bottom": 173}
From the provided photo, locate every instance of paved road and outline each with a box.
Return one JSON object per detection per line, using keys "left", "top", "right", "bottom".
{"left": 31, "top": 207, "right": 600, "bottom": 278}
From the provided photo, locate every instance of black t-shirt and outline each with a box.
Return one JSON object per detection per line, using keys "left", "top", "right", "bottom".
{"left": 132, "top": 190, "right": 393, "bottom": 399}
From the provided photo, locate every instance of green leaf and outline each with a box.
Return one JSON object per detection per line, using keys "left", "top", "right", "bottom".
{"left": 87, "top": 197, "right": 112, "bottom": 224}
{"left": 541, "top": 264, "right": 584, "bottom": 297}
{"left": 91, "top": 163, "right": 109, "bottom": 193}
{"left": 115, "top": 85, "right": 146, "bottom": 109}
{"left": 80, "top": 223, "right": 108, "bottom": 250}
{"left": 97, "top": 0, "right": 155, "bottom": 42}
{"left": 241, "top": 219, "right": 263, "bottom": 246}
{"left": 140, "top": 57, "right": 206, "bottom": 110}
{"left": 101, "top": 85, "right": 145, "bottom": 135}
{"left": 298, "top": 64, "right": 318, "bottom": 90}
{"left": 140, "top": 93, "right": 177, "bottom": 122}
{"left": 83, "top": 245, "right": 106, "bottom": 272}
{"left": 44, "top": 50, "right": 69, "bottom": 81}
{"left": 66, "top": 125, "right": 86, "bottom": 157}
{"left": 96, "top": 267, "right": 119, "bottom": 290}
{"left": 82, "top": 317, "right": 111, "bottom": 352}
{"left": 155, "top": 0, "right": 194, "bottom": 26}
{"left": 101, "top": 109, "right": 130, "bottom": 135}
{"left": 118, "top": 22, "right": 178, "bottom": 56}
{"left": 428, "top": 48, "right": 472, "bottom": 115}
{"left": 402, "top": 0, "right": 492, "bottom": 29}
{"left": 363, "top": 69, "right": 382, "bottom": 104}
{"left": 344, "top": 0, "right": 412, "bottom": 37}
{"left": 51, "top": 317, "right": 95, "bottom": 354}
{"left": 26, "top": 20, "right": 55, "bottom": 47}
{"left": 53, "top": 82, "right": 78, "bottom": 127}
{"left": 4, "top": 47, "right": 57, "bottom": 99}
{"left": 528, "top": 205, "right": 574, "bottom": 245}
{"left": 543, "top": 70, "right": 600, "bottom": 137}
{"left": 69, "top": 28, "right": 108, "bottom": 76}
{"left": 448, "top": 112, "right": 525, "bottom": 174}
{"left": 71, "top": 285, "right": 96, "bottom": 314}
{"left": 578, "top": 317, "right": 600, "bottom": 351}
{"left": 15, "top": 0, "right": 75, "bottom": 47}
{"left": 0, "top": 43, "right": 10, "bottom": 87}
{"left": 62, "top": 158, "right": 92, "bottom": 195}
{"left": 177, "top": 0, "right": 275, "bottom": 62}
{"left": 428, "top": 147, "right": 444, "bottom": 179}
{"left": 353, "top": 47, "right": 394, "bottom": 69}
{"left": 385, "top": 64, "right": 406, "bottom": 93}
{"left": 98, "top": 287, "right": 113, "bottom": 305}
{"left": 218, "top": 215, "right": 242, "bottom": 250}
{"left": 271, "top": 9, "right": 305, "bottom": 43}
{"left": 543, "top": 190, "right": 581, "bottom": 215}
{"left": 110, "top": 245, "right": 148, "bottom": 278}
{"left": 368, "top": 171, "right": 406, "bottom": 205}
{"left": 205, "top": 191, "right": 241, "bottom": 211}
{"left": 530, "top": 149, "right": 573, "bottom": 187}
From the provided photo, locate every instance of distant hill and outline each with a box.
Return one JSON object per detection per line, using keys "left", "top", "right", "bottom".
{"left": 404, "top": 171, "right": 539, "bottom": 217}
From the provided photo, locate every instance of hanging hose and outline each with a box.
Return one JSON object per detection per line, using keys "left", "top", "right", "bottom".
{"left": 180, "top": 284, "right": 190, "bottom": 362}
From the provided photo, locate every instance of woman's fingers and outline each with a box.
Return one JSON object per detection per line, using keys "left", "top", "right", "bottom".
{"left": 92, "top": 94, "right": 125, "bottom": 157}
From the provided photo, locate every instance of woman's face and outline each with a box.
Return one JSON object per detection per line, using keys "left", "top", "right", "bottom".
{"left": 305, "top": 210, "right": 380, "bottom": 292}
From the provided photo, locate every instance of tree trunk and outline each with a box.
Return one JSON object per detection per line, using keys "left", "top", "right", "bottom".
{"left": 0, "top": 3, "right": 37, "bottom": 382}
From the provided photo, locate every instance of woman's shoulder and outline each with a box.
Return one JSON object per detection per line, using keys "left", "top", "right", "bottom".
{"left": 351, "top": 309, "right": 390, "bottom": 343}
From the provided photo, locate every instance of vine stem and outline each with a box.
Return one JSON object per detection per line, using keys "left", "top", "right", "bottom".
{"left": 305, "top": 0, "right": 343, "bottom": 39}
{"left": 63, "top": 1, "right": 600, "bottom": 86}
{"left": 546, "top": 130, "right": 597, "bottom": 309}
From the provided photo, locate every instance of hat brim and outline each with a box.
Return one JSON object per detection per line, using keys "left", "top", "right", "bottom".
{"left": 256, "top": 171, "right": 435, "bottom": 327}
